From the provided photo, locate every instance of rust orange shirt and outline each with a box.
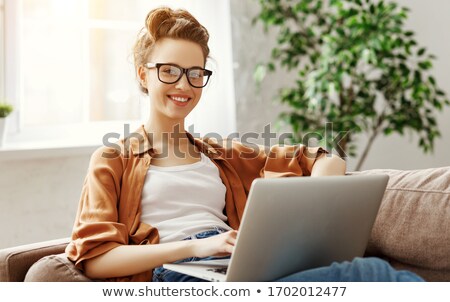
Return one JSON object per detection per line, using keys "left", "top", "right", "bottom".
{"left": 65, "top": 125, "right": 326, "bottom": 281}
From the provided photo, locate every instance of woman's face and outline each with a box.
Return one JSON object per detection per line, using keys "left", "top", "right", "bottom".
{"left": 141, "top": 38, "right": 205, "bottom": 123}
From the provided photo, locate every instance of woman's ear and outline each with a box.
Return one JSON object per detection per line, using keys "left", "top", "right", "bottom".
{"left": 138, "top": 66, "right": 147, "bottom": 89}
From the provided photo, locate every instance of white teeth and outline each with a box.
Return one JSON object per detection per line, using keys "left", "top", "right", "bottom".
{"left": 169, "top": 96, "right": 190, "bottom": 103}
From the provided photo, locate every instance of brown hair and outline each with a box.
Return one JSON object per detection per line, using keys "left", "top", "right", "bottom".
{"left": 133, "top": 7, "right": 210, "bottom": 94}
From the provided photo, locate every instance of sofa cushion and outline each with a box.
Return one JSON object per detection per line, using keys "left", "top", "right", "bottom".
{"left": 351, "top": 166, "right": 450, "bottom": 280}
{"left": 24, "top": 253, "right": 90, "bottom": 282}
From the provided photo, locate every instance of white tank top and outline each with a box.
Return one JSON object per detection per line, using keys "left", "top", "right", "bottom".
{"left": 140, "top": 152, "right": 232, "bottom": 243}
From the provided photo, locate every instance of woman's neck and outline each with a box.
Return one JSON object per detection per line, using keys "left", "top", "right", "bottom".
{"left": 144, "top": 117, "right": 189, "bottom": 148}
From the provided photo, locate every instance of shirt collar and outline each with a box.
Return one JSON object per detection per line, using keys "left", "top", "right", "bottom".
{"left": 127, "top": 125, "right": 219, "bottom": 157}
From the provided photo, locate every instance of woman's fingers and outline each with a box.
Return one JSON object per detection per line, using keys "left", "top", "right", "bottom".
{"left": 224, "top": 244, "right": 234, "bottom": 254}
{"left": 194, "top": 230, "right": 238, "bottom": 258}
{"left": 224, "top": 231, "right": 238, "bottom": 252}
{"left": 220, "top": 230, "right": 237, "bottom": 246}
{"left": 225, "top": 230, "right": 238, "bottom": 239}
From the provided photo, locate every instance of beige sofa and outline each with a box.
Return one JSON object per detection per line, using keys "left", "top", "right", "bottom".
{"left": 1, "top": 166, "right": 449, "bottom": 282}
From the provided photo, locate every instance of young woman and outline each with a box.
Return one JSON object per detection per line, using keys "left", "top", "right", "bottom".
{"left": 65, "top": 7, "right": 423, "bottom": 282}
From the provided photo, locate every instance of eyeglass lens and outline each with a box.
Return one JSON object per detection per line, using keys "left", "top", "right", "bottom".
{"left": 158, "top": 64, "right": 209, "bottom": 87}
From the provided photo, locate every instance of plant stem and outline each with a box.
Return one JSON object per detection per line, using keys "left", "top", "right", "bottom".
{"left": 355, "top": 112, "right": 385, "bottom": 171}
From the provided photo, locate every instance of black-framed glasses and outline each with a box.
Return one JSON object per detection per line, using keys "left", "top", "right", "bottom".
{"left": 144, "top": 63, "right": 213, "bottom": 88}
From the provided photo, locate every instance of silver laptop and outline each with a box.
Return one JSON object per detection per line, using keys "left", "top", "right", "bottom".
{"left": 163, "top": 174, "right": 389, "bottom": 282}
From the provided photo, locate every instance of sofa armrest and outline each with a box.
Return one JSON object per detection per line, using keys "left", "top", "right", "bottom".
{"left": 0, "top": 238, "right": 70, "bottom": 282}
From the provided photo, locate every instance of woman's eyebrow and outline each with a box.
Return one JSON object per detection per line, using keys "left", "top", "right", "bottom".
{"left": 164, "top": 62, "right": 204, "bottom": 69}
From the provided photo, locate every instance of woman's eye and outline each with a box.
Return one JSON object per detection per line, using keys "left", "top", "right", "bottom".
{"left": 162, "top": 67, "right": 179, "bottom": 76}
{"left": 189, "top": 70, "right": 203, "bottom": 78}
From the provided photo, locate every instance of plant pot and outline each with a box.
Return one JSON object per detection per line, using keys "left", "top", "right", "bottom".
{"left": 0, "top": 117, "right": 7, "bottom": 148}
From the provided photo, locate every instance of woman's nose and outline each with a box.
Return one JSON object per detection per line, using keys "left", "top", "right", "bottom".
{"left": 175, "top": 73, "right": 191, "bottom": 90}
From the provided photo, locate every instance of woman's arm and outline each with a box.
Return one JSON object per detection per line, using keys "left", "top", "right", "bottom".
{"left": 84, "top": 230, "right": 237, "bottom": 279}
{"left": 310, "top": 153, "right": 346, "bottom": 177}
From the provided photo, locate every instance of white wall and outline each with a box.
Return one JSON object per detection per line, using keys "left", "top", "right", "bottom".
{"left": 230, "top": 0, "right": 450, "bottom": 171}
{"left": 0, "top": 154, "right": 90, "bottom": 249}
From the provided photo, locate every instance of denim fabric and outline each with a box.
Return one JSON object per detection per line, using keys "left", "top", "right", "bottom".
{"left": 277, "top": 257, "right": 424, "bottom": 282}
{"left": 152, "top": 229, "right": 424, "bottom": 282}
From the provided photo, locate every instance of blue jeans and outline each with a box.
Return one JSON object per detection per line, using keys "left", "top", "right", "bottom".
{"left": 152, "top": 229, "right": 424, "bottom": 282}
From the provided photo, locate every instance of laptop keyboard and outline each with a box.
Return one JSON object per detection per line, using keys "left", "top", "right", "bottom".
{"left": 207, "top": 267, "right": 228, "bottom": 275}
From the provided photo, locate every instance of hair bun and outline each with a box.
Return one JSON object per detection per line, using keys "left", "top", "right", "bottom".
{"left": 145, "top": 7, "right": 173, "bottom": 41}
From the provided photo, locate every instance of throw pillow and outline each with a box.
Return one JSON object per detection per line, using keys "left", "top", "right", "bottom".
{"left": 24, "top": 253, "right": 90, "bottom": 282}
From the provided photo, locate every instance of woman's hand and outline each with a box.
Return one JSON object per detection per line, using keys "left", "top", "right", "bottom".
{"left": 311, "top": 153, "right": 346, "bottom": 176}
{"left": 191, "top": 230, "right": 238, "bottom": 258}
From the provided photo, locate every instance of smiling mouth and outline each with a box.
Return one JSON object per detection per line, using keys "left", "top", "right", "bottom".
{"left": 167, "top": 95, "right": 192, "bottom": 107}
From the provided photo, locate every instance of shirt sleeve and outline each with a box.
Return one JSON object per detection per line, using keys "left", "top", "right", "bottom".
{"left": 263, "top": 144, "right": 328, "bottom": 178}
{"left": 65, "top": 146, "right": 128, "bottom": 270}
{"left": 219, "top": 139, "right": 328, "bottom": 191}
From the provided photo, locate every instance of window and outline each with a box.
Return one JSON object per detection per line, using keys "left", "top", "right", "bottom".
{"left": 2, "top": 0, "right": 236, "bottom": 147}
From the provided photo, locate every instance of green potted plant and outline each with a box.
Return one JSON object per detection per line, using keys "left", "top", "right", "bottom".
{"left": 0, "top": 101, "right": 14, "bottom": 147}
{"left": 254, "top": 0, "right": 449, "bottom": 170}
